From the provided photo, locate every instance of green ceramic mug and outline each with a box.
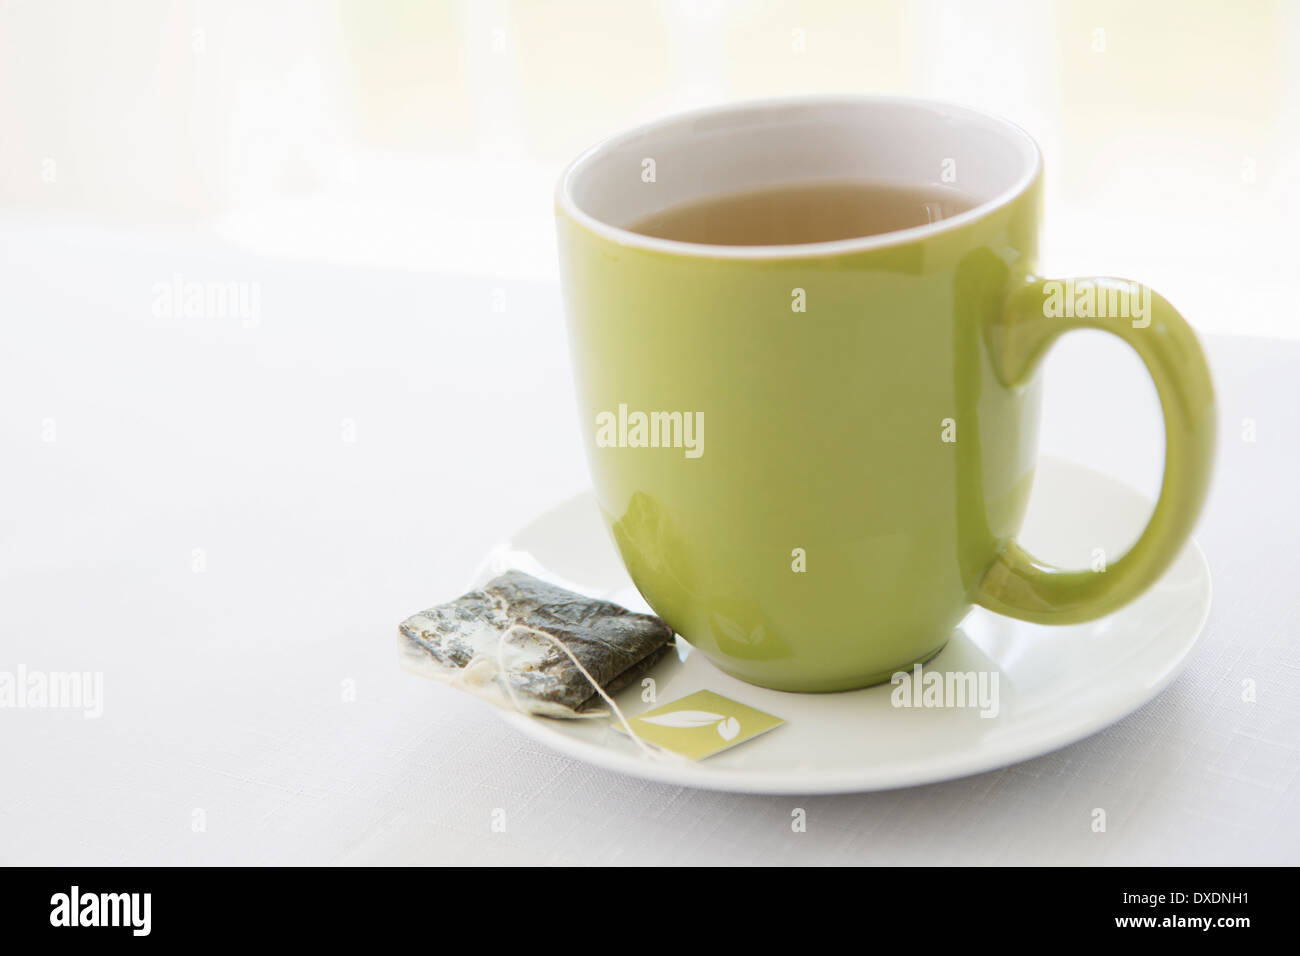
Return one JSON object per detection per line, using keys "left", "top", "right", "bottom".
{"left": 555, "top": 96, "right": 1215, "bottom": 692}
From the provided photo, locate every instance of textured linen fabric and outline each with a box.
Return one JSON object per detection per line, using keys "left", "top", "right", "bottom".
{"left": 0, "top": 224, "right": 1295, "bottom": 865}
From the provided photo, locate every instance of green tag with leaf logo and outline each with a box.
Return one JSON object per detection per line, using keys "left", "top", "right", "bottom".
{"left": 618, "top": 690, "right": 784, "bottom": 760}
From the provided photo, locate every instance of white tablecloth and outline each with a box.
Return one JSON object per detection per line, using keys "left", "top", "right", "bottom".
{"left": 1, "top": 222, "right": 1296, "bottom": 865}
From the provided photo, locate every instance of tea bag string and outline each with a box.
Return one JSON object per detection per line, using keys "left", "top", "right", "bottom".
{"left": 494, "top": 624, "right": 685, "bottom": 764}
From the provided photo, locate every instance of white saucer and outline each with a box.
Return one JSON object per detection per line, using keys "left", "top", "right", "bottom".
{"left": 479, "top": 457, "right": 1210, "bottom": 794}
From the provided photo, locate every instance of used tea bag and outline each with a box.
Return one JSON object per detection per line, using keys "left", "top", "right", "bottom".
{"left": 399, "top": 570, "right": 675, "bottom": 718}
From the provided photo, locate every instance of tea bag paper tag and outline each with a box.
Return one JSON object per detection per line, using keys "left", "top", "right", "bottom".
{"left": 614, "top": 690, "right": 783, "bottom": 760}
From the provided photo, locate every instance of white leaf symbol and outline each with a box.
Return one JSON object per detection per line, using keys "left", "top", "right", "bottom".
{"left": 640, "top": 710, "right": 725, "bottom": 728}
{"left": 717, "top": 716, "right": 740, "bottom": 741}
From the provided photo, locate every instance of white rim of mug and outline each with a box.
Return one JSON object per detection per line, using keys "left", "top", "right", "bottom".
{"left": 555, "top": 93, "right": 1045, "bottom": 260}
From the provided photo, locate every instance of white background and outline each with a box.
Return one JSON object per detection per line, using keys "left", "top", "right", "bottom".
{"left": 1, "top": 1, "right": 1297, "bottom": 864}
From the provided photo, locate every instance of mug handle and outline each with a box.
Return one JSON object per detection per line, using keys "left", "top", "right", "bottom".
{"left": 975, "top": 276, "right": 1216, "bottom": 625}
